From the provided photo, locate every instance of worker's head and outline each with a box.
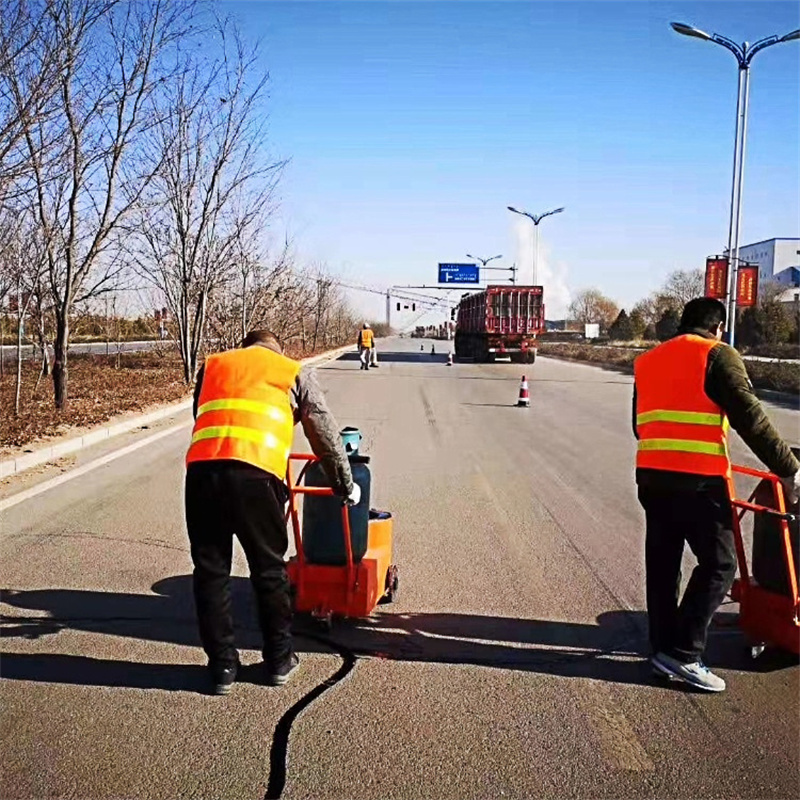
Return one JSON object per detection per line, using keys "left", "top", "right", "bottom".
{"left": 679, "top": 298, "right": 727, "bottom": 340}
{"left": 242, "top": 330, "right": 283, "bottom": 354}
{"left": 363, "top": 323, "right": 370, "bottom": 329}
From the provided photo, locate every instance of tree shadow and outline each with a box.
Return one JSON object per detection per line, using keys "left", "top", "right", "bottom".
{"left": 1, "top": 576, "right": 794, "bottom": 694}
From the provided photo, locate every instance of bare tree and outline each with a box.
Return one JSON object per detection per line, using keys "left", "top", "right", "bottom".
{"left": 3, "top": 0, "right": 193, "bottom": 409}
{"left": 0, "top": 0, "right": 63, "bottom": 204}
{"left": 134, "top": 18, "right": 286, "bottom": 383}
{"left": 662, "top": 268, "right": 705, "bottom": 307}
{"left": 0, "top": 208, "right": 48, "bottom": 413}
{"left": 568, "top": 288, "right": 620, "bottom": 330}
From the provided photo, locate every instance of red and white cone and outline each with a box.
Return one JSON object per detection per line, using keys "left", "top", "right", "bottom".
{"left": 516, "top": 375, "right": 530, "bottom": 407}
{"left": 447, "top": 351, "right": 453, "bottom": 366}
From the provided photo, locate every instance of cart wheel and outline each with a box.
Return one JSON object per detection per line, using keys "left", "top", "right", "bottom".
{"left": 385, "top": 565, "right": 399, "bottom": 603}
{"left": 750, "top": 642, "right": 766, "bottom": 659}
{"left": 312, "top": 607, "right": 333, "bottom": 631}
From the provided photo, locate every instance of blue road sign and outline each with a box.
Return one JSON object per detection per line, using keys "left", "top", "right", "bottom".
{"left": 438, "top": 263, "right": 480, "bottom": 284}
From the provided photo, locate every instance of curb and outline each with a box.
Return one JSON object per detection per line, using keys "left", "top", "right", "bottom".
{"left": 0, "top": 344, "right": 354, "bottom": 481}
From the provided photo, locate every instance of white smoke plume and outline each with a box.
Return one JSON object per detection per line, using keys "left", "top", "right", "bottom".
{"left": 512, "top": 217, "right": 571, "bottom": 319}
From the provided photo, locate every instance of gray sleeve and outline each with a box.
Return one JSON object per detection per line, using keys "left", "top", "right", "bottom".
{"left": 292, "top": 367, "right": 354, "bottom": 496}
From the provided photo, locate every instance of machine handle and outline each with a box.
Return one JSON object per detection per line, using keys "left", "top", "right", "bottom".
{"left": 732, "top": 499, "right": 797, "bottom": 523}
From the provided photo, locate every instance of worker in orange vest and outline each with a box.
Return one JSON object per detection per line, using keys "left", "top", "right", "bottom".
{"left": 634, "top": 298, "right": 799, "bottom": 692}
{"left": 186, "top": 330, "right": 359, "bottom": 695}
{"left": 357, "top": 323, "right": 375, "bottom": 370}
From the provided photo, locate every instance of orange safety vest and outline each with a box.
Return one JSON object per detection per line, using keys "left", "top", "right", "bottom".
{"left": 186, "top": 346, "right": 300, "bottom": 479}
{"left": 360, "top": 329, "right": 374, "bottom": 348}
{"left": 634, "top": 334, "right": 730, "bottom": 478}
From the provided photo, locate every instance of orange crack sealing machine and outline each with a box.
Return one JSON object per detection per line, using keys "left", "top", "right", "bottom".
{"left": 285, "top": 452, "right": 398, "bottom": 627}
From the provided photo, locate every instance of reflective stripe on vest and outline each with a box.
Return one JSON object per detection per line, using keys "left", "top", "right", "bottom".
{"left": 186, "top": 347, "right": 299, "bottom": 478}
{"left": 638, "top": 439, "right": 727, "bottom": 457}
{"left": 197, "top": 398, "right": 291, "bottom": 423}
{"left": 636, "top": 409, "right": 723, "bottom": 427}
{"left": 191, "top": 425, "right": 285, "bottom": 451}
{"left": 634, "top": 334, "right": 730, "bottom": 478}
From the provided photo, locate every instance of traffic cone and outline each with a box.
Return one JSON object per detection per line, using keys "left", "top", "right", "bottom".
{"left": 516, "top": 375, "right": 530, "bottom": 407}
{"left": 447, "top": 352, "right": 453, "bottom": 366}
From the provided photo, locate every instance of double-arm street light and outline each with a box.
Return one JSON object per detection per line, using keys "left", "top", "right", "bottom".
{"left": 671, "top": 21, "right": 800, "bottom": 345}
{"left": 466, "top": 253, "right": 517, "bottom": 284}
{"left": 507, "top": 206, "right": 565, "bottom": 285}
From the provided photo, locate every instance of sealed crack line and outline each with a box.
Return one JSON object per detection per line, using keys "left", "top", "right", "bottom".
{"left": 264, "top": 629, "right": 357, "bottom": 800}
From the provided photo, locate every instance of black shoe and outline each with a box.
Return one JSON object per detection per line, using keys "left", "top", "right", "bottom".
{"left": 210, "top": 661, "right": 238, "bottom": 696}
{"left": 265, "top": 653, "right": 299, "bottom": 687}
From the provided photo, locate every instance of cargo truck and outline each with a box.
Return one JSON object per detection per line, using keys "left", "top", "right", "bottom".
{"left": 453, "top": 285, "right": 544, "bottom": 363}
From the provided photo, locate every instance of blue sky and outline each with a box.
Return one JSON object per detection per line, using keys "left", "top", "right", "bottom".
{"left": 225, "top": 0, "right": 800, "bottom": 322}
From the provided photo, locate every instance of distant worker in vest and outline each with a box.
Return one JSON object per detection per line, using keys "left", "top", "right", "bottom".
{"left": 186, "top": 330, "right": 360, "bottom": 695}
{"left": 634, "top": 298, "right": 800, "bottom": 692}
{"left": 358, "top": 323, "right": 375, "bottom": 370}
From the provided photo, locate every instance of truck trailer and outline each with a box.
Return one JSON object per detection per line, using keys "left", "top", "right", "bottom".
{"left": 453, "top": 285, "right": 544, "bottom": 363}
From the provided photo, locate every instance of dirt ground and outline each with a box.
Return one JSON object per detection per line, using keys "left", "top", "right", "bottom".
{"left": 0, "top": 351, "right": 189, "bottom": 450}
{"left": 0, "top": 340, "right": 351, "bottom": 451}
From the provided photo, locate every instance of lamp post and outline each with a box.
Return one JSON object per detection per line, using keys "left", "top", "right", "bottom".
{"left": 466, "top": 253, "right": 516, "bottom": 284}
{"left": 671, "top": 21, "right": 799, "bottom": 346}
{"left": 507, "top": 206, "right": 564, "bottom": 285}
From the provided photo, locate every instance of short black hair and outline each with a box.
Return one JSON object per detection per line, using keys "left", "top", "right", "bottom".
{"left": 679, "top": 298, "right": 727, "bottom": 333}
{"left": 242, "top": 330, "right": 283, "bottom": 352}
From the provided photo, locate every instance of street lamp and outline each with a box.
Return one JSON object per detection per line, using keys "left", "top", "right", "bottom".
{"left": 507, "top": 206, "right": 564, "bottom": 285}
{"left": 466, "top": 253, "right": 503, "bottom": 268}
{"left": 671, "top": 21, "right": 800, "bottom": 346}
{"left": 466, "top": 253, "right": 516, "bottom": 284}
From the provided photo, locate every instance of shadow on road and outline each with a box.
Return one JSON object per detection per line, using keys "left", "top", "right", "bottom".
{"left": 334, "top": 350, "right": 452, "bottom": 365}
{"left": 3, "top": 576, "right": 794, "bottom": 693}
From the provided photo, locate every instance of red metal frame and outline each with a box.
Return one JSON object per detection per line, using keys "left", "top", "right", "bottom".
{"left": 728, "top": 465, "right": 799, "bottom": 654}
{"left": 286, "top": 453, "right": 358, "bottom": 616}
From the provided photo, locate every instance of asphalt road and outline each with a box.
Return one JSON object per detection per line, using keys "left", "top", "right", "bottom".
{"left": 1, "top": 337, "right": 798, "bottom": 800}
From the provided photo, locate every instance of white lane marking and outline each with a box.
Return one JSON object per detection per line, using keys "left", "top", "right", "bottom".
{"left": 0, "top": 422, "right": 191, "bottom": 514}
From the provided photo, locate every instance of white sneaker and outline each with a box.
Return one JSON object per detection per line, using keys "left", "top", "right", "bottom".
{"left": 652, "top": 652, "right": 726, "bottom": 693}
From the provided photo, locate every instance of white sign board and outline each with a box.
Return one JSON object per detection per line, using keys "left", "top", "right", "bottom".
{"left": 585, "top": 323, "right": 600, "bottom": 339}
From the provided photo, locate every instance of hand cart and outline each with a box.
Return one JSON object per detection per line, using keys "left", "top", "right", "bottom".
{"left": 729, "top": 465, "right": 799, "bottom": 657}
{"left": 285, "top": 453, "right": 398, "bottom": 628}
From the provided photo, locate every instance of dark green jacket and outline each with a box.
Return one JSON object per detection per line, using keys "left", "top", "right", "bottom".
{"left": 633, "top": 327, "right": 799, "bottom": 490}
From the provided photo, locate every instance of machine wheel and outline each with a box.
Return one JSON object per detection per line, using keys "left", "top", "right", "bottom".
{"left": 380, "top": 565, "right": 399, "bottom": 604}
{"left": 749, "top": 642, "right": 766, "bottom": 659}
{"left": 312, "top": 608, "right": 333, "bottom": 631}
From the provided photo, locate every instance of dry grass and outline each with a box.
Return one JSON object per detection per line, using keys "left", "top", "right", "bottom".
{"left": 0, "top": 351, "right": 189, "bottom": 448}
{"left": 538, "top": 343, "right": 799, "bottom": 395}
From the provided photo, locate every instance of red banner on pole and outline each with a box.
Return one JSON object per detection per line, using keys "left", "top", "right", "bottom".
{"left": 705, "top": 257, "right": 729, "bottom": 299}
{"left": 736, "top": 264, "right": 759, "bottom": 308}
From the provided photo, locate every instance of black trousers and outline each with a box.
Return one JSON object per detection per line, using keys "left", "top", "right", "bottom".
{"left": 185, "top": 461, "right": 293, "bottom": 668}
{"left": 638, "top": 484, "right": 737, "bottom": 663}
